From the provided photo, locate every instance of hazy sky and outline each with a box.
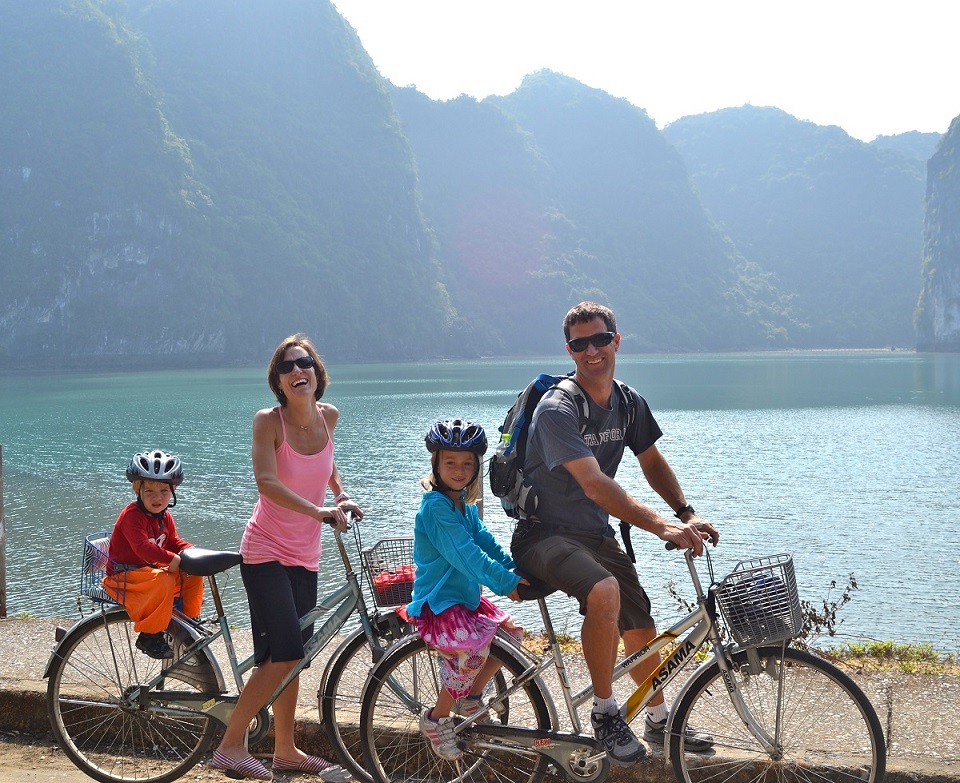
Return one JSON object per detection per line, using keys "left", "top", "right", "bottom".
{"left": 332, "top": 0, "right": 958, "bottom": 143}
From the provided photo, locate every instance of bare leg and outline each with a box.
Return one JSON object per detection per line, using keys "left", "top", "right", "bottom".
{"left": 431, "top": 688, "right": 456, "bottom": 719}
{"left": 467, "top": 654, "right": 503, "bottom": 697}
{"left": 271, "top": 672, "right": 303, "bottom": 760}
{"left": 580, "top": 576, "right": 620, "bottom": 699}
{"left": 216, "top": 659, "right": 298, "bottom": 759}
{"left": 622, "top": 626, "right": 665, "bottom": 707}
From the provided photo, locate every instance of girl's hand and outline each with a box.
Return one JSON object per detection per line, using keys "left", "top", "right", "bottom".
{"left": 167, "top": 554, "right": 181, "bottom": 573}
{"left": 508, "top": 578, "right": 530, "bottom": 602}
{"left": 338, "top": 498, "right": 364, "bottom": 521}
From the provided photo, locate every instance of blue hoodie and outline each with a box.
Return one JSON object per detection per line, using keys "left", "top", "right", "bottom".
{"left": 406, "top": 490, "right": 521, "bottom": 617}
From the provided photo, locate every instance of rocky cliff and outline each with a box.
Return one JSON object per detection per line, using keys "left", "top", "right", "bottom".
{"left": 917, "top": 115, "right": 960, "bottom": 351}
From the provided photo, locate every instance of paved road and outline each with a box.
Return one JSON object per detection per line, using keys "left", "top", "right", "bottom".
{"left": 0, "top": 732, "right": 245, "bottom": 782}
{"left": 0, "top": 734, "right": 228, "bottom": 783}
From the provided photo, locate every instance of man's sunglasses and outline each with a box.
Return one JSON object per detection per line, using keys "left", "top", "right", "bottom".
{"left": 566, "top": 331, "right": 616, "bottom": 353}
{"left": 277, "top": 356, "right": 316, "bottom": 374}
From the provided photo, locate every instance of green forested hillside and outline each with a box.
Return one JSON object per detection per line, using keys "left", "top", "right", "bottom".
{"left": 490, "top": 73, "right": 794, "bottom": 351}
{"left": 664, "top": 106, "right": 928, "bottom": 348}
{"left": 0, "top": 0, "right": 447, "bottom": 367}
{"left": 0, "top": 2, "right": 939, "bottom": 368}
{"left": 394, "top": 72, "right": 795, "bottom": 354}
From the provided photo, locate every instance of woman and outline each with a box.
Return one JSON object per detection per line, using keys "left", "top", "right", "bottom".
{"left": 211, "top": 334, "right": 362, "bottom": 782}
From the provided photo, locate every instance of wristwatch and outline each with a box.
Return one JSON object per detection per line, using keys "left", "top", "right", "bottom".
{"left": 674, "top": 504, "right": 696, "bottom": 519}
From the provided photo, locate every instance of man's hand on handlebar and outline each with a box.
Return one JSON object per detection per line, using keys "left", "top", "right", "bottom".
{"left": 662, "top": 516, "right": 719, "bottom": 555}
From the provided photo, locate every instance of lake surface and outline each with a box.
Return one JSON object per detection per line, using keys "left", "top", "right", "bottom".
{"left": 1, "top": 352, "right": 958, "bottom": 652}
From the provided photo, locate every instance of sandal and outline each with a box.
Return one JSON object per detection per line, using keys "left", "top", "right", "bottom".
{"left": 210, "top": 749, "right": 273, "bottom": 780}
{"left": 272, "top": 755, "right": 352, "bottom": 782}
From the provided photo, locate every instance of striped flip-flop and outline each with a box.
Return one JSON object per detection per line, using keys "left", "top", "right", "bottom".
{"left": 210, "top": 749, "right": 273, "bottom": 780}
{"left": 272, "top": 755, "right": 352, "bottom": 782}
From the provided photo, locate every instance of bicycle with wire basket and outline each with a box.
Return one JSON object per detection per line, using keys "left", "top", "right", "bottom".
{"left": 44, "top": 520, "right": 414, "bottom": 783}
{"left": 359, "top": 545, "right": 886, "bottom": 783}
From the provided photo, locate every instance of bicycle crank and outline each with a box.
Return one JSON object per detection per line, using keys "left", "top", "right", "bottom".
{"left": 464, "top": 725, "right": 608, "bottom": 783}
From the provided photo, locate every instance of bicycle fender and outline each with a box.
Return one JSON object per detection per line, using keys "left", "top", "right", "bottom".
{"left": 43, "top": 607, "right": 226, "bottom": 693}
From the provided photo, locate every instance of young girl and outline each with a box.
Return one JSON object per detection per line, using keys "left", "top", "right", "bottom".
{"left": 403, "top": 419, "right": 527, "bottom": 762}
{"left": 102, "top": 450, "right": 204, "bottom": 659}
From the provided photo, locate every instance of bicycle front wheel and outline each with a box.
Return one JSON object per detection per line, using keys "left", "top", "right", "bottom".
{"left": 319, "top": 612, "right": 412, "bottom": 783}
{"left": 671, "top": 645, "right": 886, "bottom": 783}
{"left": 46, "top": 608, "right": 219, "bottom": 783}
{"left": 360, "top": 636, "right": 553, "bottom": 783}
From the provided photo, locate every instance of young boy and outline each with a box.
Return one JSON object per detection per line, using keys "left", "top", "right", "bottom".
{"left": 102, "top": 450, "right": 204, "bottom": 659}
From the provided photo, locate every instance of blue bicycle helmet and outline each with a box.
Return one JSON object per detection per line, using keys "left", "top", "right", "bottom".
{"left": 425, "top": 419, "right": 488, "bottom": 455}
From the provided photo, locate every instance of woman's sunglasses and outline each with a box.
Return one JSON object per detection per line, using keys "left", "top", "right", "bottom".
{"left": 566, "top": 331, "right": 616, "bottom": 353}
{"left": 277, "top": 356, "right": 316, "bottom": 374}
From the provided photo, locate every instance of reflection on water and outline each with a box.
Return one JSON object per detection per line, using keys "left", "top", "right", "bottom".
{"left": 1, "top": 352, "right": 958, "bottom": 652}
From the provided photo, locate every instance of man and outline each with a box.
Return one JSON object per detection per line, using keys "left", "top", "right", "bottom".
{"left": 511, "top": 301, "right": 719, "bottom": 765}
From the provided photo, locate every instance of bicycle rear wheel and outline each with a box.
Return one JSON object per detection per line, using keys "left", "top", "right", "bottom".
{"left": 360, "top": 636, "right": 553, "bottom": 783}
{"left": 46, "top": 608, "right": 219, "bottom": 783}
{"left": 319, "top": 612, "right": 412, "bottom": 783}
{"left": 670, "top": 645, "right": 886, "bottom": 783}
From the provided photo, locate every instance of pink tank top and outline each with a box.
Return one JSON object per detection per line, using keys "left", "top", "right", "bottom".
{"left": 241, "top": 405, "right": 334, "bottom": 570}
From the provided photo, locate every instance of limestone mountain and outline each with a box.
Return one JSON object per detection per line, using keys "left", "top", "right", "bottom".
{"left": 0, "top": 3, "right": 943, "bottom": 368}
{"left": 0, "top": 0, "right": 446, "bottom": 368}
{"left": 916, "top": 115, "right": 960, "bottom": 351}
{"left": 664, "top": 106, "right": 928, "bottom": 348}
{"left": 394, "top": 72, "right": 795, "bottom": 354}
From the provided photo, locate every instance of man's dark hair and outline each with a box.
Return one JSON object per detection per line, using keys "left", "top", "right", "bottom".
{"left": 563, "top": 301, "right": 617, "bottom": 341}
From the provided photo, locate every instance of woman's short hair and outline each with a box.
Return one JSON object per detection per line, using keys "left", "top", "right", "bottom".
{"left": 267, "top": 333, "right": 329, "bottom": 405}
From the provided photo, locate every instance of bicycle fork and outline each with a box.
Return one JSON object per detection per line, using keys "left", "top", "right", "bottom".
{"left": 713, "top": 645, "right": 786, "bottom": 758}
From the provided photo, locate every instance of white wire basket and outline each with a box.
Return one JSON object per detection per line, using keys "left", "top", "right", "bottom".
{"left": 715, "top": 553, "right": 802, "bottom": 647}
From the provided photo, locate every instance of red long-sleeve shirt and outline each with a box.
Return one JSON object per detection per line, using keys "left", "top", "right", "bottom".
{"left": 106, "top": 501, "right": 193, "bottom": 575}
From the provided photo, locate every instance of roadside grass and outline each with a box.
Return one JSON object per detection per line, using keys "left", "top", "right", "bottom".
{"left": 821, "top": 640, "right": 959, "bottom": 675}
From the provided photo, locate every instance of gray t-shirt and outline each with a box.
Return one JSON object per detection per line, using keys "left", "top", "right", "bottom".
{"left": 524, "top": 381, "right": 662, "bottom": 536}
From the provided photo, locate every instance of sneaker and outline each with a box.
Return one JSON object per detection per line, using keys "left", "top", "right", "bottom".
{"left": 591, "top": 709, "right": 647, "bottom": 766}
{"left": 136, "top": 632, "right": 174, "bottom": 659}
{"left": 458, "top": 697, "right": 493, "bottom": 724}
{"left": 643, "top": 714, "right": 714, "bottom": 752}
{"left": 420, "top": 708, "right": 462, "bottom": 760}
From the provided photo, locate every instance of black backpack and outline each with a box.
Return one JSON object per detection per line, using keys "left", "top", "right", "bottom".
{"left": 489, "top": 372, "right": 635, "bottom": 521}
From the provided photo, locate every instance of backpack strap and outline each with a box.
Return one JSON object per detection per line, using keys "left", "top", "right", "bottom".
{"left": 614, "top": 379, "right": 636, "bottom": 428}
{"left": 554, "top": 376, "right": 590, "bottom": 434}
{"left": 555, "top": 376, "right": 634, "bottom": 432}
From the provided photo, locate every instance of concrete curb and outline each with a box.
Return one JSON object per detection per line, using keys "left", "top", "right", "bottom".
{"left": 5, "top": 686, "right": 958, "bottom": 783}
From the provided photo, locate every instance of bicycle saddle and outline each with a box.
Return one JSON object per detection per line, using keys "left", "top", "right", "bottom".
{"left": 179, "top": 547, "right": 243, "bottom": 576}
{"left": 516, "top": 571, "right": 557, "bottom": 601}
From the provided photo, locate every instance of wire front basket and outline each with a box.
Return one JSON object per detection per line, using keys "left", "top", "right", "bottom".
{"left": 361, "top": 537, "right": 415, "bottom": 608}
{"left": 715, "top": 553, "right": 802, "bottom": 647}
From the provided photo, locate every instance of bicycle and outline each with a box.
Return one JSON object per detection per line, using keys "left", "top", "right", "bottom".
{"left": 44, "top": 520, "right": 413, "bottom": 783}
{"left": 358, "top": 545, "right": 886, "bottom": 783}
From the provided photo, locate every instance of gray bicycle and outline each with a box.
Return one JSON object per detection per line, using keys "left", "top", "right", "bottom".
{"left": 359, "top": 545, "right": 886, "bottom": 783}
{"left": 45, "top": 520, "right": 412, "bottom": 783}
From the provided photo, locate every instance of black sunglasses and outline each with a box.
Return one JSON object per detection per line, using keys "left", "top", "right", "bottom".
{"left": 277, "top": 356, "right": 316, "bottom": 374}
{"left": 566, "top": 331, "right": 616, "bottom": 353}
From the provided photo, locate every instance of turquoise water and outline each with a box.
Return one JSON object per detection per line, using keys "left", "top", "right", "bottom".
{"left": 1, "top": 352, "right": 958, "bottom": 651}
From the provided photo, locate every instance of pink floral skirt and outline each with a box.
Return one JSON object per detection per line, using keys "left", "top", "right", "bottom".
{"left": 400, "top": 597, "right": 523, "bottom": 699}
